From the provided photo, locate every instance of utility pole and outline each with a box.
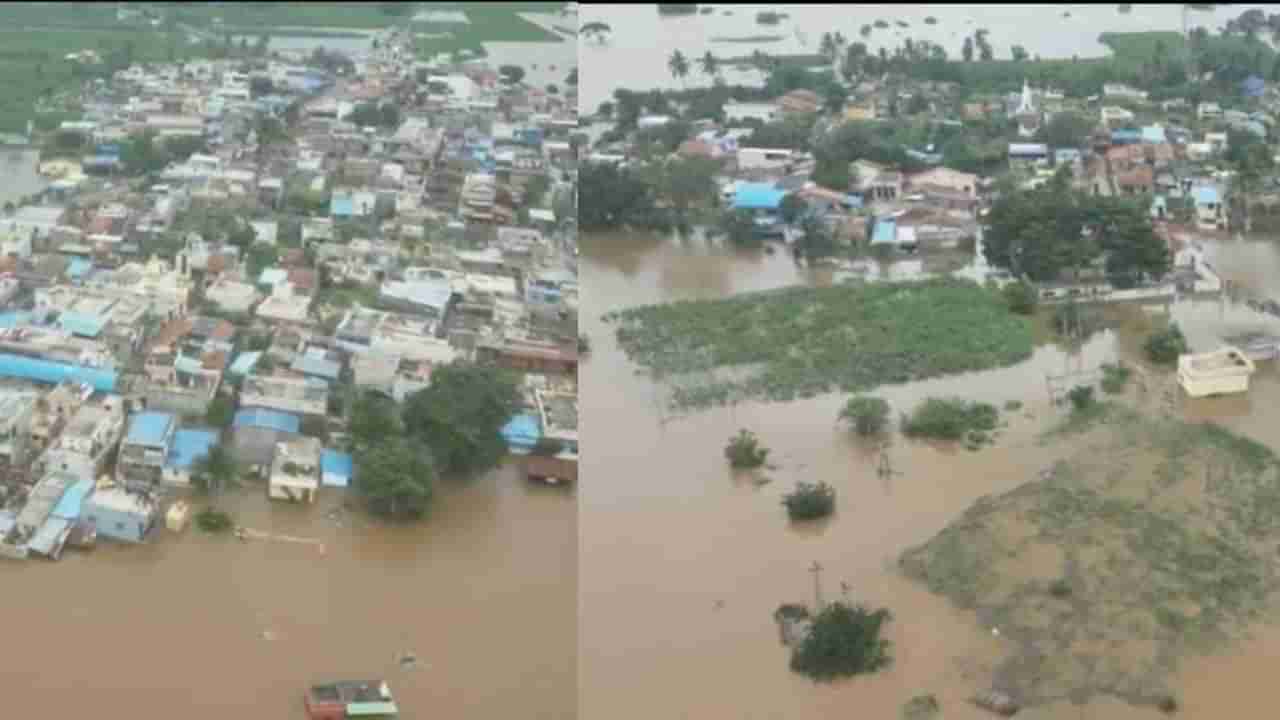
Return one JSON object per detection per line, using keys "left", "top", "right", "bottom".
{"left": 809, "top": 561, "right": 825, "bottom": 611}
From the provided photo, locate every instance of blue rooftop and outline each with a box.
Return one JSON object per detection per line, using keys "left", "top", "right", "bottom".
{"left": 330, "top": 194, "right": 355, "bottom": 217}
{"left": 731, "top": 182, "right": 787, "bottom": 211}
{"left": 52, "top": 479, "right": 94, "bottom": 521}
{"left": 870, "top": 218, "right": 897, "bottom": 245}
{"left": 1193, "top": 186, "right": 1220, "bottom": 205}
{"left": 1243, "top": 75, "right": 1266, "bottom": 97}
{"left": 501, "top": 413, "right": 541, "bottom": 452}
{"left": 66, "top": 258, "right": 92, "bottom": 279}
{"left": 1111, "top": 129, "right": 1141, "bottom": 143}
{"left": 166, "top": 429, "right": 219, "bottom": 470}
{"left": 57, "top": 311, "right": 107, "bottom": 338}
{"left": 229, "top": 351, "right": 262, "bottom": 376}
{"left": 321, "top": 449, "right": 353, "bottom": 488}
{"left": 290, "top": 352, "right": 342, "bottom": 381}
{"left": 1140, "top": 126, "right": 1167, "bottom": 144}
{"left": 0, "top": 312, "right": 32, "bottom": 328}
{"left": 233, "top": 408, "right": 301, "bottom": 434}
{"left": 0, "top": 353, "right": 115, "bottom": 391}
{"left": 126, "top": 411, "right": 175, "bottom": 447}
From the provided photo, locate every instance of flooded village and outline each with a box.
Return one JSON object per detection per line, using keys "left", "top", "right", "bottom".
{"left": 581, "top": 4, "right": 1280, "bottom": 719}
{"left": 0, "top": 2, "right": 577, "bottom": 718}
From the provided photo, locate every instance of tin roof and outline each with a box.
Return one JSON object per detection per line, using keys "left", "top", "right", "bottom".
{"left": 126, "top": 411, "right": 175, "bottom": 447}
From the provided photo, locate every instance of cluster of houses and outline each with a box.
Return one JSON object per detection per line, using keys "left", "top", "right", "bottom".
{"left": 0, "top": 20, "right": 580, "bottom": 557}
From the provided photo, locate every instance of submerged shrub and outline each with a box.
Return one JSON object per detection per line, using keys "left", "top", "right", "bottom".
{"left": 725, "top": 429, "right": 770, "bottom": 468}
{"left": 196, "top": 508, "right": 234, "bottom": 533}
{"left": 1144, "top": 323, "right": 1188, "bottom": 365}
{"left": 902, "top": 398, "right": 998, "bottom": 441}
{"left": 789, "top": 601, "right": 893, "bottom": 681}
{"left": 839, "top": 395, "right": 891, "bottom": 436}
{"left": 1067, "top": 385, "right": 1095, "bottom": 412}
{"left": 1100, "top": 362, "right": 1132, "bottom": 394}
{"left": 1002, "top": 281, "right": 1038, "bottom": 315}
{"left": 783, "top": 481, "right": 836, "bottom": 521}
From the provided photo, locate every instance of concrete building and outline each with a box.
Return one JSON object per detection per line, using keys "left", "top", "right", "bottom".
{"left": 231, "top": 408, "right": 301, "bottom": 467}
{"left": 267, "top": 435, "right": 321, "bottom": 503}
{"left": 118, "top": 411, "right": 177, "bottom": 490}
{"left": 82, "top": 486, "right": 158, "bottom": 543}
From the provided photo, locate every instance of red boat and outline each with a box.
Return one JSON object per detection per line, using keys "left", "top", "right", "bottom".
{"left": 304, "top": 680, "right": 398, "bottom": 720}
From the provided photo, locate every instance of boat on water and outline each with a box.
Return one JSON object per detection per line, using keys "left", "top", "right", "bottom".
{"left": 305, "top": 680, "right": 398, "bottom": 720}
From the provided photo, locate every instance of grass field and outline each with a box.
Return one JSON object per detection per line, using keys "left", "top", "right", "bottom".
{"left": 604, "top": 277, "right": 1035, "bottom": 410}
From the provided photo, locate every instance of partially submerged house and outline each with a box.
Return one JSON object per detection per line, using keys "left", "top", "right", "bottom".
{"left": 268, "top": 435, "right": 321, "bottom": 503}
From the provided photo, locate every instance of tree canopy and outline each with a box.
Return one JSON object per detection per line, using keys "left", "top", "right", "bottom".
{"left": 349, "top": 389, "right": 402, "bottom": 451}
{"left": 356, "top": 436, "right": 436, "bottom": 520}
{"left": 982, "top": 184, "right": 1171, "bottom": 286}
{"left": 403, "top": 362, "right": 522, "bottom": 477}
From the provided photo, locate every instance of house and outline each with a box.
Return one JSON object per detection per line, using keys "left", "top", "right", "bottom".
{"left": 231, "top": 408, "right": 301, "bottom": 467}
{"left": 82, "top": 486, "right": 157, "bottom": 543}
{"left": 1103, "top": 83, "right": 1149, "bottom": 102}
{"left": 1008, "top": 143, "right": 1049, "bottom": 165}
{"left": 1205, "top": 131, "right": 1229, "bottom": 153}
{"left": 723, "top": 101, "right": 778, "bottom": 124}
{"left": 268, "top": 436, "right": 321, "bottom": 504}
{"left": 1100, "top": 105, "right": 1135, "bottom": 127}
{"left": 736, "top": 147, "right": 796, "bottom": 173}
{"left": 162, "top": 428, "right": 219, "bottom": 488}
{"left": 908, "top": 167, "right": 979, "bottom": 198}
{"left": 1197, "top": 102, "right": 1223, "bottom": 121}
{"left": 777, "top": 89, "right": 821, "bottom": 116}
{"left": 1193, "top": 186, "right": 1224, "bottom": 228}
{"left": 853, "top": 160, "right": 903, "bottom": 202}
{"left": 240, "top": 374, "right": 328, "bottom": 419}
{"left": 320, "top": 449, "right": 353, "bottom": 488}
{"left": 1115, "top": 166, "right": 1154, "bottom": 196}
{"left": 1111, "top": 128, "right": 1141, "bottom": 145}
{"left": 117, "top": 411, "right": 177, "bottom": 490}
{"left": 0, "top": 390, "right": 38, "bottom": 470}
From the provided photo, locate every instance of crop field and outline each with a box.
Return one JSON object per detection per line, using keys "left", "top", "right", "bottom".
{"left": 900, "top": 404, "right": 1280, "bottom": 709}
{"left": 604, "top": 278, "right": 1035, "bottom": 410}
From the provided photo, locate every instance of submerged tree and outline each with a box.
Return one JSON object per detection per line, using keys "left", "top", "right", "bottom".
{"left": 789, "top": 601, "right": 893, "bottom": 681}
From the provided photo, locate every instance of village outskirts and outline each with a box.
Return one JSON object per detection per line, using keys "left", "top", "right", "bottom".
{"left": 0, "top": 21, "right": 580, "bottom": 561}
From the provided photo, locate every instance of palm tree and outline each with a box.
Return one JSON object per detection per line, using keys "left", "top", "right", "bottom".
{"left": 699, "top": 50, "right": 719, "bottom": 78}
{"left": 668, "top": 49, "right": 690, "bottom": 87}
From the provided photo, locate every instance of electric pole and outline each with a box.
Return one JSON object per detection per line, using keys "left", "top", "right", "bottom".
{"left": 809, "top": 561, "right": 825, "bottom": 611}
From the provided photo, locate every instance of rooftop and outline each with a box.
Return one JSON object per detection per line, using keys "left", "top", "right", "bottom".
{"left": 125, "top": 411, "right": 175, "bottom": 447}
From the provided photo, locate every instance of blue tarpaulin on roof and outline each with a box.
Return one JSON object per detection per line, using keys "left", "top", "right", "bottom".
{"left": 52, "top": 479, "right": 93, "bottom": 521}
{"left": 731, "top": 182, "right": 786, "bottom": 211}
{"left": 126, "top": 411, "right": 174, "bottom": 446}
{"left": 229, "top": 352, "right": 261, "bottom": 376}
{"left": 57, "top": 311, "right": 107, "bottom": 338}
{"left": 321, "top": 449, "right": 353, "bottom": 488}
{"left": 1193, "top": 186, "right": 1220, "bottom": 205}
{"left": 167, "top": 429, "right": 218, "bottom": 470}
{"left": 0, "top": 353, "right": 115, "bottom": 391}
{"left": 330, "top": 194, "right": 355, "bottom": 217}
{"left": 233, "top": 408, "right": 301, "bottom": 434}
{"left": 870, "top": 218, "right": 897, "bottom": 245}
{"left": 502, "top": 413, "right": 541, "bottom": 453}
{"left": 66, "top": 258, "right": 92, "bottom": 279}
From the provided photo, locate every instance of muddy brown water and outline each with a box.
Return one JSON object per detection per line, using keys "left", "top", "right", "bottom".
{"left": 581, "top": 231, "right": 1280, "bottom": 719}
{"left": 0, "top": 466, "right": 576, "bottom": 718}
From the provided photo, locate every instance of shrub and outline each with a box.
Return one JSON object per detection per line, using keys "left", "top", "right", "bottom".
{"left": 1004, "top": 400, "right": 1023, "bottom": 411}
{"left": 839, "top": 396, "right": 891, "bottom": 436}
{"left": 1100, "top": 362, "right": 1132, "bottom": 394}
{"left": 1002, "top": 281, "right": 1038, "bottom": 315}
{"left": 1048, "top": 579, "right": 1072, "bottom": 597}
{"left": 789, "top": 601, "right": 893, "bottom": 681}
{"left": 1144, "top": 323, "right": 1188, "bottom": 365}
{"left": 782, "top": 481, "right": 836, "bottom": 520}
{"left": 902, "top": 398, "right": 998, "bottom": 441}
{"left": 1157, "top": 695, "right": 1179, "bottom": 714}
{"left": 902, "top": 694, "right": 941, "bottom": 720}
{"left": 578, "top": 333, "right": 591, "bottom": 355}
{"left": 1067, "top": 385, "right": 1095, "bottom": 412}
{"left": 195, "top": 508, "right": 234, "bottom": 533}
{"left": 725, "top": 429, "right": 770, "bottom": 468}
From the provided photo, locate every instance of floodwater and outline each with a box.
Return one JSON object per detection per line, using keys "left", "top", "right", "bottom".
{"left": 0, "top": 466, "right": 576, "bottom": 718}
{"left": 580, "top": 230, "right": 1280, "bottom": 718}
{"left": 0, "top": 149, "right": 48, "bottom": 206}
{"left": 579, "top": 3, "right": 1273, "bottom": 113}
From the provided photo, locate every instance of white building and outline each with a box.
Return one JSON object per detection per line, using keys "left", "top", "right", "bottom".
{"left": 267, "top": 436, "right": 321, "bottom": 503}
{"left": 1178, "top": 347, "right": 1255, "bottom": 398}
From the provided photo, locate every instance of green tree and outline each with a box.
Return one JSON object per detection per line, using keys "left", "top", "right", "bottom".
{"left": 1144, "top": 323, "right": 1188, "bottom": 364}
{"left": 1039, "top": 110, "right": 1096, "bottom": 149}
{"left": 205, "top": 395, "right": 236, "bottom": 428}
{"left": 498, "top": 64, "right": 525, "bottom": 85}
{"left": 789, "top": 602, "right": 893, "bottom": 681}
{"left": 699, "top": 50, "right": 719, "bottom": 78}
{"left": 796, "top": 214, "right": 836, "bottom": 262}
{"left": 1011, "top": 44, "right": 1029, "bottom": 62}
{"left": 839, "top": 396, "right": 891, "bottom": 435}
{"left": 246, "top": 243, "right": 278, "bottom": 281}
{"left": 403, "top": 363, "right": 522, "bottom": 477}
{"left": 783, "top": 481, "right": 836, "bottom": 520}
{"left": 192, "top": 443, "right": 238, "bottom": 496}
{"left": 349, "top": 389, "right": 401, "bottom": 451}
{"left": 725, "top": 429, "right": 769, "bottom": 468}
{"left": 1003, "top": 281, "right": 1038, "bottom": 314}
{"left": 668, "top": 49, "right": 690, "bottom": 87}
{"left": 719, "top": 208, "right": 761, "bottom": 248}
{"left": 579, "top": 161, "right": 658, "bottom": 230}
{"left": 779, "top": 194, "right": 808, "bottom": 225}
{"left": 962, "top": 36, "right": 974, "bottom": 62}
{"left": 356, "top": 436, "right": 435, "bottom": 520}
{"left": 121, "top": 130, "right": 169, "bottom": 176}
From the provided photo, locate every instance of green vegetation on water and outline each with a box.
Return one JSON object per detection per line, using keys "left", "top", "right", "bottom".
{"left": 1144, "top": 323, "right": 1189, "bottom": 365}
{"left": 782, "top": 481, "right": 836, "bottom": 521}
{"left": 725, "top": 429, "right": 770, "bottom": 469}
{"left": 605, "top": 278, "right": 1034, "bottom": 411}
{"left": 789, "top": 601, "right": 893, "bottom": 682}
{"left": 1100, "top": 362, "right": 1132, "bottom": 394}
{"left": 840, "top": 396, "right": 891, "bottom": 436}
{"left": 195, "top": 508, "right": 234, "bottom": 533}
{"left": 902, "top": 410, "right": 1280, "bottom": 708}
{"left": 901, "top": 397, "right": 999, "bottom": 442}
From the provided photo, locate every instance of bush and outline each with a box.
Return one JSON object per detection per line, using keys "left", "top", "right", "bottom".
{"left": 1144, "top": 323, "right": 1188, "bottom": 365}
{"left": 789, "top": 601, "right": 893, "bottom": 681}
{"left": 1067, "top": 385, "right": 1095, "bottom": 412}
{"left": 1100, "top": 362, "right": 1132, "bottom": 394}
{"left": 782, "top": 481, "right": 836, "bottom": 520}
{"left": 725, "top": 429, "right": 770, "bottom": 468}
{"left": 195, "top": 508, "right": 234, "bottom": 533}
{"left": 839, "top": 396, "right": 891, "bottom": 436}
{"left": 1002, "top": 281, "right": 1038, "bottom": 315}
{"left": 1157, "top": 695, "right": 1179, "bottom": 714}
{"left": 902, "top": 694, "right": 941, "bottom": 720}
{"left": 902, "top": 398, "right": 998, "bottom": 441}
{"left": 1048, "top": 579, "right": 1072, "bottom": 597}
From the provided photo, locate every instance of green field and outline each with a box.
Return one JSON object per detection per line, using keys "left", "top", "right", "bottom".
{"left": 604, "top": 277, "right": 1035, "bottom": 410}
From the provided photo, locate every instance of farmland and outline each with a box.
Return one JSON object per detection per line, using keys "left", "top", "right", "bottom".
{"left": 901, "top": 406, "right": 1280, "bottom": 710}
{"left": 604, "top": 278, "right": 1035, "bottom": 410}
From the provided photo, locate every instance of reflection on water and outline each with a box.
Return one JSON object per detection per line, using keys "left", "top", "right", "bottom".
{"left": 581, "top": 232, "right": 1280, "bottom": 719}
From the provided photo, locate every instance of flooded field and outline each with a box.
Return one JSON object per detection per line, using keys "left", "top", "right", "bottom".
{"left": 0, "top": 466, "right": 575, "bottom": 718}
{"left": 581, "top": 231, "right": 1280, "bottom": 719}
